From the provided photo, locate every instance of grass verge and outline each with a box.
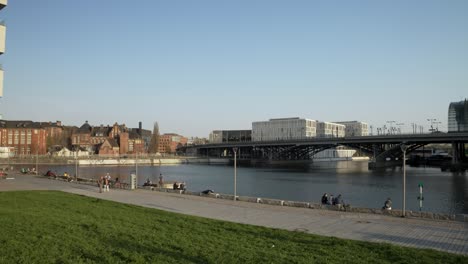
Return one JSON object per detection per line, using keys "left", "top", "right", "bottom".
{"left": 0, "top": 191, "right": 466, "bottom": 263}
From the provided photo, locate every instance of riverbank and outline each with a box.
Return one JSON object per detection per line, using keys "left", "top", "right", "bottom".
{"left": 2, "top": 174, "right": 468, "bottom": 256}
{"left": 2, "top": 190, "right": 465, "bottom": 263}
{"left": 45, "top": 173, "right": 468, "bottom": 223}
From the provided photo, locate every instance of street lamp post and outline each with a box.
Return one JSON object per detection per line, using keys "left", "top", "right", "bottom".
{"left": 233, "top": 147, "right": 238, "bottom": 201}
{"left": 427, "top": 118, "right": 436, "bottom": 133}
{"left": 386, "top": 121, "right": 396, "bottom": 135}
{"left": 396, "top": 123, "right": 404, "bottom": 134}
{"left": 401, "top": 144, "right": 408, "bottom": 217}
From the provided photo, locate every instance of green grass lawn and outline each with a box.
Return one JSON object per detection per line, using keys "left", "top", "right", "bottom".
{"left": 0, "top": 191, "right": 466, "bottom": 264}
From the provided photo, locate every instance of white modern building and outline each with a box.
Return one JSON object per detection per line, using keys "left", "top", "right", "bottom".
{"left": 316, "top": 122, "right": 345, "bottom": 138}
{"left": 252, "top": 118, "right": 317, "bottom": 141}
{"left": 335, "top": 121, "right": 369, "bottom": 136}
{"left": 0, "top": 0, "right": 6, "bottom": 98}
{"left": 448, "top": 100, "right": 468, "bottom": 132}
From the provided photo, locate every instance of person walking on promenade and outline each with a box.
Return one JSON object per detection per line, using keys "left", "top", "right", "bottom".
{"left": 105, "top": 173, "right": 111, "bottom": 192}
{"left": 158, "top": 173, "right": 164, "bottom": 187}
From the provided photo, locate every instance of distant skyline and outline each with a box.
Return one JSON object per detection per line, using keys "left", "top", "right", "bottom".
{"left": 1, "top": 0, "right": 467, "bottom": 137}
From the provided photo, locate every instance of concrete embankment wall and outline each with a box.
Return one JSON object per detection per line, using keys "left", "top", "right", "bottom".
{"left": 76, "top": 158, "right": 229, "bottom": 166}
{"left": 47, "top": 174, "right": 468, "bottom": 223}
{"left": 145, "top": 186, "right": 468, "bottom": 223}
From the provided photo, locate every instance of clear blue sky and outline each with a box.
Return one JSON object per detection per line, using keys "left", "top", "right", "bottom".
{"left": 1, "top": 0, "right": 467, "bottom": 137}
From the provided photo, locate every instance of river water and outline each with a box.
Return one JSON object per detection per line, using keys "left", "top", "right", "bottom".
{"left": 30, "top": 161, "right": 468, "bottom": 215}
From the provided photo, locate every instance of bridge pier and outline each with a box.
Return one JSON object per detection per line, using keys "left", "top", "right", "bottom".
{"left": 452, "top": 142, "right": 467, "bottom": 164}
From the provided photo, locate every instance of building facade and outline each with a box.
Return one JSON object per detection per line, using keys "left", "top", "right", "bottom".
{"left": 71, "top": 121, "right": 146, "bottom": 155}
{"left": 158, "top": 133, "right": 188, "bottom": 154}
{"left": 252, "top": 118, "right": 317, "bottom": 141}
{"left": 0, "top": 120, "right": 47, "bottom": 156}
{"left": 448, "top": 100, "right": 468, "bottom": 132}
{"left": 0, "top": 0, "right": 6, "bottom": 98}
{"left": 316, "top": 122, "right": 345, "bottom": 138}
{"left": 209, "top": 130, "right": 252, "bottom": 143}
{"left": 335, "top": 121, "right": 368, "bottom": 136}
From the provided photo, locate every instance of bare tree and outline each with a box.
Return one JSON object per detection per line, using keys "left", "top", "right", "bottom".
{"left": 148, "top": 122, "right": 160, "bottom": 153}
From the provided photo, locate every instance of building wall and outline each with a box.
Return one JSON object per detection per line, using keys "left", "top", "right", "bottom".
{"left": 252, "top": 118, "right": 317, "bottom": 141}
{"left": 158, "top": 133, "right": 188, "bottom": 153}
{"left": 335, "top": 121, "right": 368, "bottom": 136}
{"left": 209, "top": 130, "right": 222, "bottom": 143}
{"left": 317, "top": 122, "right": 345, "bottom": 138}
{"left": 119, "top": 132, "right": 129, "bottom": 154}
{"left": 209, "top": 130, "right": 251, "bottom": 143}
{"left": 0, "top": 127, "right": 47, "bottom": 155}
{"left": 448, "top": 100, "right": 468, "bottom": 132}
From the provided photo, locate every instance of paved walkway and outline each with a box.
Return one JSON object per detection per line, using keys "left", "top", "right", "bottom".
{"left": 1, "top": 175, "right": 468, "bottom": 255}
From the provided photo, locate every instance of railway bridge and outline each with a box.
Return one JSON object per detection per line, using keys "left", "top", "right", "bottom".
{"left": 183, "top": 133, "right": 468, "bottom": 163}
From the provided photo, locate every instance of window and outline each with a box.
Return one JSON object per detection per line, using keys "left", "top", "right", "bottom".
{"left": 27, "top": 130, "right": 32, "bottom": 144}
{"left": 20, "top": 131, "right": 26, "bottom": 145}
{"left": 14, "top": 130, "right": 19, "bottom": 144}
{"left": 8, "top": 130, "right": 13, "bottom": 144}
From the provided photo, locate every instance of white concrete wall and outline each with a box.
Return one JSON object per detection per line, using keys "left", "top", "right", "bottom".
{"left": 252, "top": 118, "right": 317, "bottom": 141}
{"left": 317, "top": 122, "right": 345, "bottom": 138}
{"left": 335, "top": 121, "right": 369, "bottom": 136}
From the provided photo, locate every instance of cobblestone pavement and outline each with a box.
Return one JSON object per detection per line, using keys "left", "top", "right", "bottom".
{"left": 2, "top": 175, "right": 468, "bottom": 255}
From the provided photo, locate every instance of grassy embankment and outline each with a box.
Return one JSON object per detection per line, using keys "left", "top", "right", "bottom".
{"left": 0, "top": 191, "right": 466, "bottom": 263}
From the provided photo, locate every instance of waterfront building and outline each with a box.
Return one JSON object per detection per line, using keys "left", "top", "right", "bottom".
{"left": 72, "top": 121, "right": 146, "bottom": 155}
{"left": 158, "top": 133, "right": 188, "bottom": 154}
{"left": 316, "top": 122, "right": 345, "bottom": 138}
{"left": 448, "top": 100, "right": 468, "bottom": 132}
{"left": 209, "top": 130, "right": 252, "bottom": 143}
{"left": 0, "top": 0, "right": 7, "bottom": 98}
{"left": 130, "top": 122, "right": 152, "bottom": 152}
{"left": 0, "top": 120, "right": 47, "bottom": 156}
{"left": 187, "top": 137, "right": 209, "bottom": 146}
{"left": 252, "top": 118, "right": 317, "bottom": 141}
{"left": 335, "top": 121, "right": 368, "bottom": 136}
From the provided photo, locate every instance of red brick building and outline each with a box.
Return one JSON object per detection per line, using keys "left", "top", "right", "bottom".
{"left": 0, "top": 120, "right": 47, "bottom": 155}
{"left": 71, "top": 121, "right": 147, "bottom": 155}
{"left": 98, "top": 138, "right": 120, "bottom": 156}
{"left": 158, "top": 133, "right": 188, "bottom": 154}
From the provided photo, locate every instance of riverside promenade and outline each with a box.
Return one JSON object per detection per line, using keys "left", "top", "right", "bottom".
{"left": 1, "top": 174, "right": 468, "bottom": 255}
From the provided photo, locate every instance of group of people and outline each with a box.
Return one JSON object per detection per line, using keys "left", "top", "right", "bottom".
{"left": 321, "top": 193, "right": 344, "bottom": 206}
{"left": 98, "top": 173, "right": 111, "bottom": 193}
{"left": 173, "top": 181, "right": 186, "bottom": 190}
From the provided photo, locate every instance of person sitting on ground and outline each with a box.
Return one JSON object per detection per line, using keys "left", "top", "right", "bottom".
{"left": 144, "top": 178, "right": 152, "bottom": 186}
{"left": 201, "top": 189, "right": 214, "bottom": 195}
{"left": 321, "top": 193, "right": 328, "bottom": 205}
{"left": 335, "top": 194, "right": 344, "bottom": 209}
{"left": 383, "top": 198, "right": 392, "bottom": 210}
{"left": 113, "top": 177, "right": 120, "bottom": 188}
{"left": 328, "top": 195, "right": 334, "bottom": 205}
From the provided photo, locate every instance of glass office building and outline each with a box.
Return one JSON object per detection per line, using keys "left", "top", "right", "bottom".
{"left": 448, "top": 100, "right": 468, "bottom": 132}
